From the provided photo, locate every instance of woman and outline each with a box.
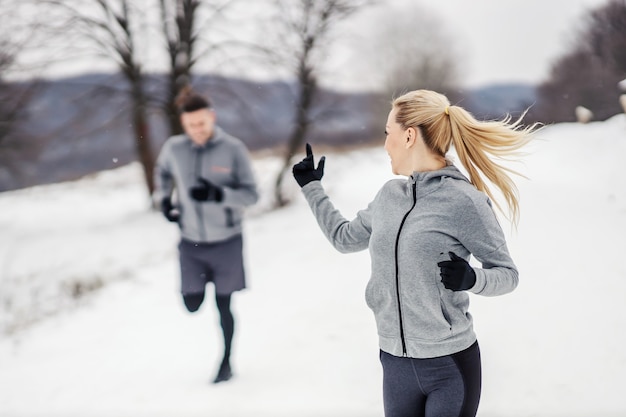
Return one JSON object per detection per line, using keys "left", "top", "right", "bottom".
{"left": 292, "top": 89, "right": 537, "bottom": 417}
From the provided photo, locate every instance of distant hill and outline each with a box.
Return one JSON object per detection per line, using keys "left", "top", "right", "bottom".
{"left": 0, "top": 74, "right": 536, "bottom": 192}
{"left": 464, "top": 83, "right": 537, "bottom": 119}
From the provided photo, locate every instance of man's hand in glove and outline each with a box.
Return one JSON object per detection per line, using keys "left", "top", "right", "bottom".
{"left": 437, "top": 251, "right": 476, "bottom": 291}
{"left": 292, "top": 143, "right": 325, "bottom": 188}
{"left": 161, "top": 197, "right": 181, "bottom": 223}
{"left": 190, "top": 178, "right": 223, "bottom": 202}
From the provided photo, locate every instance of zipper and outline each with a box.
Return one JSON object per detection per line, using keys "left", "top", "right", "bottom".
{"left": 394, "top": 181, "right": 417, "bottom": 356}
{"left": 193, "top": 147, "right": 207, "bottom": 241}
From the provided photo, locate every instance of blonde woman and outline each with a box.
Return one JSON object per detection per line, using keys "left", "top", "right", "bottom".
{"left": 292, "top": 90, "right": 536, "bottom": 417}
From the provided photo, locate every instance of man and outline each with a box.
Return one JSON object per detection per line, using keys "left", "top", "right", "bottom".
{"left": 153, "top": 90, "right": 258, "bottom": 383}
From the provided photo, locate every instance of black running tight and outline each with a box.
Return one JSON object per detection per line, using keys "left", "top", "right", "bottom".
{"left": 215, "top": 294, "right": 234, "bottom": 359}
{"left": 380, "top": 341, "right": 481, "bottom": 417}
{"left": 183, "top": 292, "right": 234, "bottom": 360}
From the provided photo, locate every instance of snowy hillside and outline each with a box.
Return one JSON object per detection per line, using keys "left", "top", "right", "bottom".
{"left": 0, "top": 114, "right": 625, "bottom": 417}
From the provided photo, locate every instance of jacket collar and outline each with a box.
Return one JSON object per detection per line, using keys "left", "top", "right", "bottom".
{"left": 187, "top": 126, "right": 225, "bottom": 149}
{"left": 409, "top": 164, "right": 469, "bottom": 184}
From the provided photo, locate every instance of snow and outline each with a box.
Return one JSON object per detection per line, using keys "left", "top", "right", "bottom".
{"left": 1, "top": 115, "right": 626, "bottom": 416}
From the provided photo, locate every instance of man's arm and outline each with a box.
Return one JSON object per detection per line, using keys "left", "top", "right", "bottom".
{"left": 220, "top": 144, "right": 259, "bottom": 207}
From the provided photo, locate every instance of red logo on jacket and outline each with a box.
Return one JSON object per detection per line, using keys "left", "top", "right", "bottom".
{"left": 211, "top": 166, "right": 231, "bottom": 174}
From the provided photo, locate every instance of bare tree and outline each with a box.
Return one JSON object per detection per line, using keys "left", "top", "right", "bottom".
{"left": 372, "top": 4, "right": 461, "bottom": 97}
{"left": 0, "top": 0, "right": 44, "bottom": 184}
{"left": 0, "top": 59, "right": 37, "bottom": 184}
{"left": 43, "top": 0, "right": 156, "bottom": 193}
{"left": 348, "top": 2, "right": 463, "bottom": 128}
{"left": 0, "top": 36, "right": 20, "bottom": 162}
{"left": 265, "top": 0, "right": 374, "bottom": 207}
{"left": 586, "top": 0, "right": 626, "bottom": 75}
{"left": 532, "top": 0, "right": 626, "bottom": 123}
{"left": 533, "top": 47, "right": 619, "bottom": 123}
{"left": 158, "top": 0, "right": 241, "bottom": 136}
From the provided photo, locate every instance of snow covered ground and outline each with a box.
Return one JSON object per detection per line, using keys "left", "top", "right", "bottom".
{"left": 0, "top": 114, "right": 625, "bottom": 417}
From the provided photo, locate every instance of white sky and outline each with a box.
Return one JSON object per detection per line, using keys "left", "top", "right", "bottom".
{"left": 333, "top": 0, "right": 611, "bottom": 89}
{"left": 425, "top": 0, "right": 609, "bottom": 87}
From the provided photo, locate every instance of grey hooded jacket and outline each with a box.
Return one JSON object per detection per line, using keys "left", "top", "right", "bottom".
{"left": 153, "top": 127, "right": 258, "bottom": 243}
{"left": 301, "top": 164, "right": 518, "bottom": 358}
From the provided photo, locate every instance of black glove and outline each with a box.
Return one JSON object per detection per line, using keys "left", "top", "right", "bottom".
{"left": 161, "top": 197, "right": 180, "bottom": 223}
{"left": 190, "top": 178, "right": 223, "bottom": 202}
{"left": 292, "top": 143, "right": 326, "bottom": 187}
{"left": 437, "top": 251, "right": 476, "bottom": 291}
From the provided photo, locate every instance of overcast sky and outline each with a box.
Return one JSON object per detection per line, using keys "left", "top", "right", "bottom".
{"left": 7, "top": 0, "right": 611, "bottom": 90}
{"left": 376, "top": 0, "right": 609, "bottom": 88}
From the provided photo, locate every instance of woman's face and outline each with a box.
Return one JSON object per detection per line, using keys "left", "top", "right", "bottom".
{"left": 384, "top": 108, "right": 410, "bottom": 175}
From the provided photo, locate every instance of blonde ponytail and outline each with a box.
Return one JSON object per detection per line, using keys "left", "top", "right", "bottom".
{"left": 392, "top": 90, "right": 539, "bottom": 224}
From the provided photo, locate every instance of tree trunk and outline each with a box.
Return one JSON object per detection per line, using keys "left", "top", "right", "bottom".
{"left": 132, "top": 102, "right": 155, "bottom": 194}
{"left": 167, "top": 70, "right": 185, "bottom": 136}
{"left": 162, "top": 0, "right": 197, "bottom": 137}
{"left": 274, "top": 66, "right": 316, "bottom": 207}
{"left": 127, "top": 68, "right": 155, "bottom": 195}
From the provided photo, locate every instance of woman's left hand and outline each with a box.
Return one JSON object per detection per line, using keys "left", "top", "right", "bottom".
{"left": 438, "top": 252, "right": 476, "bottom": 291}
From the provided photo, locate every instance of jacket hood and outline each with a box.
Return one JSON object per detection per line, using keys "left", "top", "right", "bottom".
{"left": 409, "top": 164, "right": 470, "bottom": 186}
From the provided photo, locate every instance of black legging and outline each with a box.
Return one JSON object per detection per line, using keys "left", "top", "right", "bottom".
{"left": 183, "top": 292, "right": 234, "bottom": 362}
{"left": 380, "top": 341, "right": 481, "bottom": 417}
{"left": 215, "top": 294, "right": 234, "bottom": 361}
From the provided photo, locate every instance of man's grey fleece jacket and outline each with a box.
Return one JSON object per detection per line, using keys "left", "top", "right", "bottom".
{"left": 301, "top": 165, "right": 518, "bottom": 359}
{"left": 153, "top": 127, "right": 258, "bottom": 243}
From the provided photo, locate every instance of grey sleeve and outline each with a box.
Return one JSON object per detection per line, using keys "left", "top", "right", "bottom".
{"left": 458, "top": 198, "right": 519, "bottom": 297}
{"left": 301, "top": 181, "right": 373, "bottom": 254}
{"left": 221, "top": 144, "right": 259, "bottom": 208}
{"left": 152, "top": 142, "right": 175, "bottom": 209}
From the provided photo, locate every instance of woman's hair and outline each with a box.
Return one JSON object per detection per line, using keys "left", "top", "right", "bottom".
{"left": 392, "top": 89, "right": 539, "bottom": 224}
{"left": 175, "top": 85, "right": 213, "bottom": 113}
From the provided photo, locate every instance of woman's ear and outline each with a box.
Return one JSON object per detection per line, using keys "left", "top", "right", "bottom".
{"left": 405, "top": 127, "right": 418, "bottom": 149}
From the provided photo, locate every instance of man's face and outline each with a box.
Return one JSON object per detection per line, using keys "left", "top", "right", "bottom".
{"left": 180, "top": 108, "right": 216, "bottom": 145}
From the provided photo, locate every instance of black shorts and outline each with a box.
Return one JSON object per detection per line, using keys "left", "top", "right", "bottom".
{"left": 178, "top": 235, "right": 246, "bottom": 296}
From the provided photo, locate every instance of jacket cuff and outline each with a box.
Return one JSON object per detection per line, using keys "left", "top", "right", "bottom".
{"left": 469, "top": 269, "right": 487, "bottom": 294}
{"left": 301, "top": 180, "right": 323, "bottom": 193}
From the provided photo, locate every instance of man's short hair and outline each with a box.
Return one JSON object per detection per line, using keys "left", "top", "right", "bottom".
{"left": 176, "top": 87, "right": 213, "bottom": 113}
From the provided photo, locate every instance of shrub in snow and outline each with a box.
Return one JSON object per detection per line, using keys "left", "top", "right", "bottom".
{"left": 575, "top": 106, "right": 593, "bottom": 123}
{"left": 620, "top": 95, "right": 626, "bottom": 114}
